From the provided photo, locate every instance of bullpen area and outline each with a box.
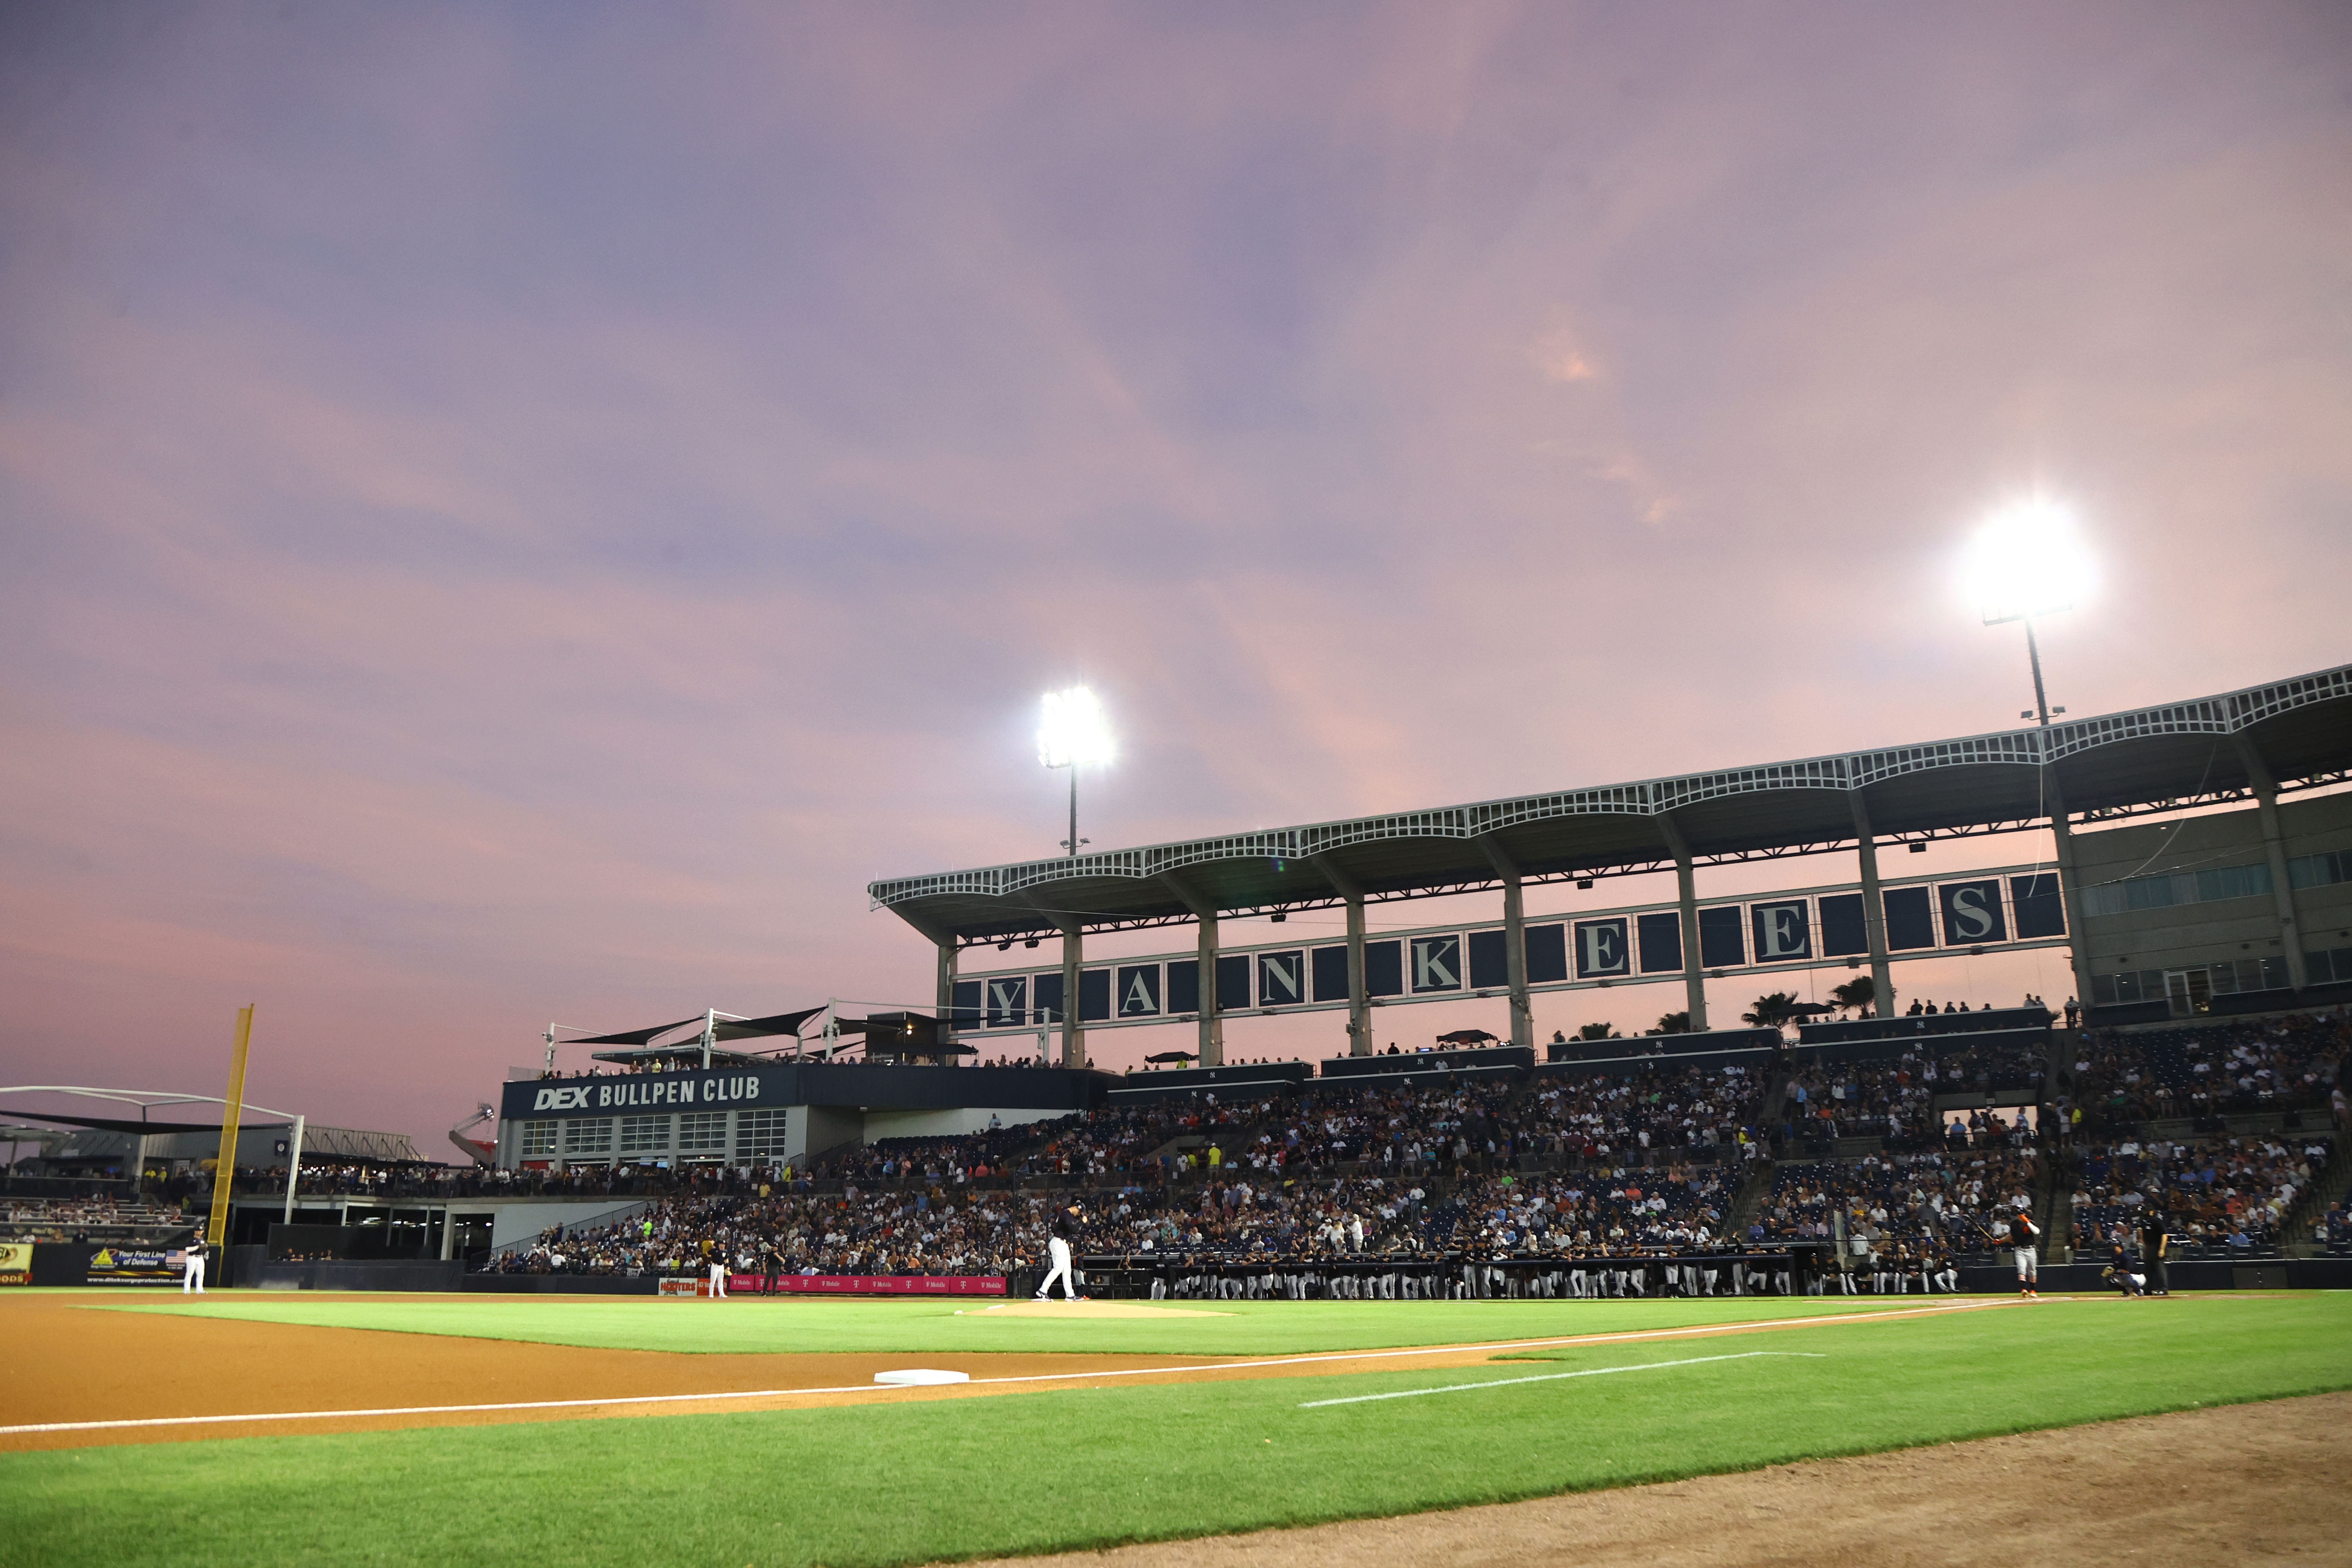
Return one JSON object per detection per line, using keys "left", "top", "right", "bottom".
{"left": 1, "top": 1288, "right": 2347, "bottom": 1567}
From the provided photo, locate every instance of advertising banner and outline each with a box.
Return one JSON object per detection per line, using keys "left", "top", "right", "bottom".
{"left": 728, "top": 1274, "right": 1007, "bottom": 1297}
{"left": 0, "top": 1243, "right": 29, "bottom": 1286}
{"left": 85, "top": 1247, "right": 179, "bottom": 1285}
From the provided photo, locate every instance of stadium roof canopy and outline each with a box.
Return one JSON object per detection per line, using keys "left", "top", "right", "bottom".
{"left": 871, "top": 662, "right": 2352, "bottom": 947}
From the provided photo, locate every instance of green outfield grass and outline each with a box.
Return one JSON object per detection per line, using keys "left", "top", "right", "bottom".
{"left": 92, "top": 1289, "right": 1981, "bottom": 1356}
{"left": 3, "top": 1295, "right": 2347, "bottom": 1568}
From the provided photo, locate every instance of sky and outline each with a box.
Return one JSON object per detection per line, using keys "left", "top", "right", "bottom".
{"left": 3, "top": 3, "right": 2349, "bottom": 1150}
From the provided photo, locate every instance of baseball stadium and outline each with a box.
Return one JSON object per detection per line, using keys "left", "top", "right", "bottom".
{"left": 4, "top": 660, "right": 2351, "bottom": 1567}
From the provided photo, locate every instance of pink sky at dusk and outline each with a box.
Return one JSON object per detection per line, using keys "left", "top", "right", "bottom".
{"left": 2, "top": 3, "right": 2348, "bottom": 1148}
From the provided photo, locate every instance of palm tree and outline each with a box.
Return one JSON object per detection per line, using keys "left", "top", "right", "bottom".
{"left": 1830, "top": 976, "right": 1876, "bottom": 1018}
{"left": 1742, "top": 991, "right": 1799, "bottom": 1029}
{"left": 1575, "top": 1021, "right": 1621, "bottom": 1041}
{"left": 1650, "top": 1011, "right": 1692, "bottom": 1035}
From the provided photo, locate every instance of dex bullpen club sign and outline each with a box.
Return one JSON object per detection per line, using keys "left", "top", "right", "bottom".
{"left": 511, "top": 1070, "right": 773, "bottom": 1120}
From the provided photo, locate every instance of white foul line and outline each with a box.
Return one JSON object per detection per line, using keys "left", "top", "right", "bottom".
{"left": 1, "top": 1298, "right": 2016, "bottom": 1438}
{"left": 1298, "top": 1350, "right": 1826, "bottom": 1407}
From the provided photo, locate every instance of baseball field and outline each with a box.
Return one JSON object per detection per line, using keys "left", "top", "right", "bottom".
{"left": 2, "top": 1288, "right": 2347, "bottom": 1567}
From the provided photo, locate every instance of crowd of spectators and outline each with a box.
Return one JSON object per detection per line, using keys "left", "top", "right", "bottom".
{"left": 1754, "top": 1150, "right": 2031, "bottom": 1268}
{"left": 0, "top": 1196, "right": 185, "bottom": 1243}
{"left": 481, "top": 1175, "right": 1418, "bottom": 1278}
{"left": 1773, "top": 1046, "right": 2042, "bottom": 1154}
{"left": 2065, "top": 1010, "right": 2348, "bottom": 1133}
{"left": 2069, "top": 1135, "right": 2335, "bottom": 1256}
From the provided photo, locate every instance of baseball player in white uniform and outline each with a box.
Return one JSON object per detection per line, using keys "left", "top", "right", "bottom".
{"left": 1036, "top": 1207, "right": 1082, "bottom": 1300}
{"left": 708, "top": 1253, "right": 728, "bottom": 1299}
{"left": 181, "top": 1233, "right": 207, "bottom": 1294}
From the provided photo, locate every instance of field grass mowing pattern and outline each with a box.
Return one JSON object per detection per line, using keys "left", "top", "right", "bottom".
{"left": 93, "top": 1291, "right": 1990, "bottom": 1356}
{"left": 3, "top": 1295, "right": 2345, "bottom": 1568}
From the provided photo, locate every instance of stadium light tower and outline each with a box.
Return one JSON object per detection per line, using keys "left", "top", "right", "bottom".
{"left": 1038, "top": 687, "right": 1114, "bottom": 857}
{"left": 1964, "top": 498, "right": 2091, "bottom": 727}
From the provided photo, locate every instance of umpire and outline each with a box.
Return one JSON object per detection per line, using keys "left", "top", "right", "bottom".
{"left": 2137, "top": 1207, "right": 2170, "bottom": 1297}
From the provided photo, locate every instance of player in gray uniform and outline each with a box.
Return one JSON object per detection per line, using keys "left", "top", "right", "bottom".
{"left": 2010, "top": 1205, "right": 2040, "bottom": 1297}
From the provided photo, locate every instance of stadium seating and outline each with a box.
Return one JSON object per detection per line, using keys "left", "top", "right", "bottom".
{"left": 0, "top": 1196, "right": 188, "bottom": 1244}
{"left": 2065, "top": 1010, "right": 2349, "bottom": 1131}
{"left": 2068, "top": 1135, "right": 2334, "bottom": 1257}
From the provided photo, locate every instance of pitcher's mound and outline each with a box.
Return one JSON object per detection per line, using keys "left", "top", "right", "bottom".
{"left": 978, "top": 1301, "right": 1233, "bottom": 1319}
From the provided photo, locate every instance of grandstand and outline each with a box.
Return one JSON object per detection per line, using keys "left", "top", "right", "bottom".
{"left": 871, "top": 662, "right": 2352, "bottom": 1071}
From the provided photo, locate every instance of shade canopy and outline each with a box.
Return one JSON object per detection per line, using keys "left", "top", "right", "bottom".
{"left": 872, "top": 663, "right": 2352, "bottom": 945}
{"left": 569, "top": 1008, "right": 872, "bottom": 1054}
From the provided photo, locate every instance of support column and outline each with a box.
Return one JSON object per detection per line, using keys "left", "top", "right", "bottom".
{"left": 1848, "top": 793, "right": 1897, "bottom": 1020}
{"left": 1017, "top": 894, "right": 1087, "bottom": 1068}
{"left": 1060, "top": 925, "right": 1085, "bottom": 1068}
{"left": 1158, "top": 872, "right": 1224, "bottom": 1067}
{"left": 2233, "top": 735, "right": 2308, "bottom": 991}
{"left": 1657, "top": 816, "right": 1709, "bottom": 1032}
{"left": 1476, "top": 837, "right": 1533, "bottom": 1048}
{"left": 2044, "top": 776, "right": 2099, "bottom": 1019}
{"left": 1312, "top": 855, "right": 1372, "bottom": 1056}
{"left": 1196, "top": 912, "right": 1223, "bottom": 1066}
{"left": 936, "top": 940, "right": 959, "bottom": 1043}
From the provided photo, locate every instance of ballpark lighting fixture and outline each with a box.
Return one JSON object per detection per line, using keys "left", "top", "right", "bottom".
{"left": 1037, "top": 687, "right": 1114, "bottom": 770}
{"left": 1038, "top": 686, "right": 1114, "bottom": 858}
{"left": 1963, "top": 498, "right": 2092, "bottom": 627}
{"left": 1963, "top": 497, "right": 2092, "bottom": 731}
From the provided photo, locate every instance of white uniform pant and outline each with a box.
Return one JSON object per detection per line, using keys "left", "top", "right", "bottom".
{"left": 2014, "top": 1246, "right": 2037, "bottom": 1282}
{"left": 709, "top": 1261, "right": 728, "bottom": 1298}
{"left": 1039, "top": 1241, "right": 1077, "bottom": 1299}
{"left": 182, "top": 1256, "right": 205, "bottom": 1294}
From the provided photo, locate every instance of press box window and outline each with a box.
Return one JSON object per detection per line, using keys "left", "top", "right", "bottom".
{"left": 519, "top": 1121, "right": 557, "bottom": 1158}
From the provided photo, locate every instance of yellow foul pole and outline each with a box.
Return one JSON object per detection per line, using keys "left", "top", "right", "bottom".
{"left": 205, "top": 1005, "right": 254, "bottom": 1250}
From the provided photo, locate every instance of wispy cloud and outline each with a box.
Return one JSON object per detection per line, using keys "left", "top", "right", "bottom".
{"left": 1, "top": 1, "right": 2346, "bottom": 1136}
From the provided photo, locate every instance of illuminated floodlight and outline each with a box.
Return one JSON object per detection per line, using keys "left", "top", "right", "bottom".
{"left": 1962, "top": 498, "right": 2093, "bottom": 625}
{"left": 1037, "top": 687, "right": 1114, "bottom": 770}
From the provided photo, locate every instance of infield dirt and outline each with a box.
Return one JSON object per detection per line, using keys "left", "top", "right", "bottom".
{"left": 0, "top": 1292, "right": 2017, "bottom": 1450}
{"left": 966, "top": 1390, "right": 2352, "bottom": 1568}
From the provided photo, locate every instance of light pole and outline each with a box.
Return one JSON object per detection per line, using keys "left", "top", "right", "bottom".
{"left": 1037, "top": 687, "right": 1114, "bottom": 857}
{"left": 1965, "top": 498, "right": 2090, "bottom": 725}
{"left": 1965, "top": 496, "right": 2098, "bottom": 1028}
